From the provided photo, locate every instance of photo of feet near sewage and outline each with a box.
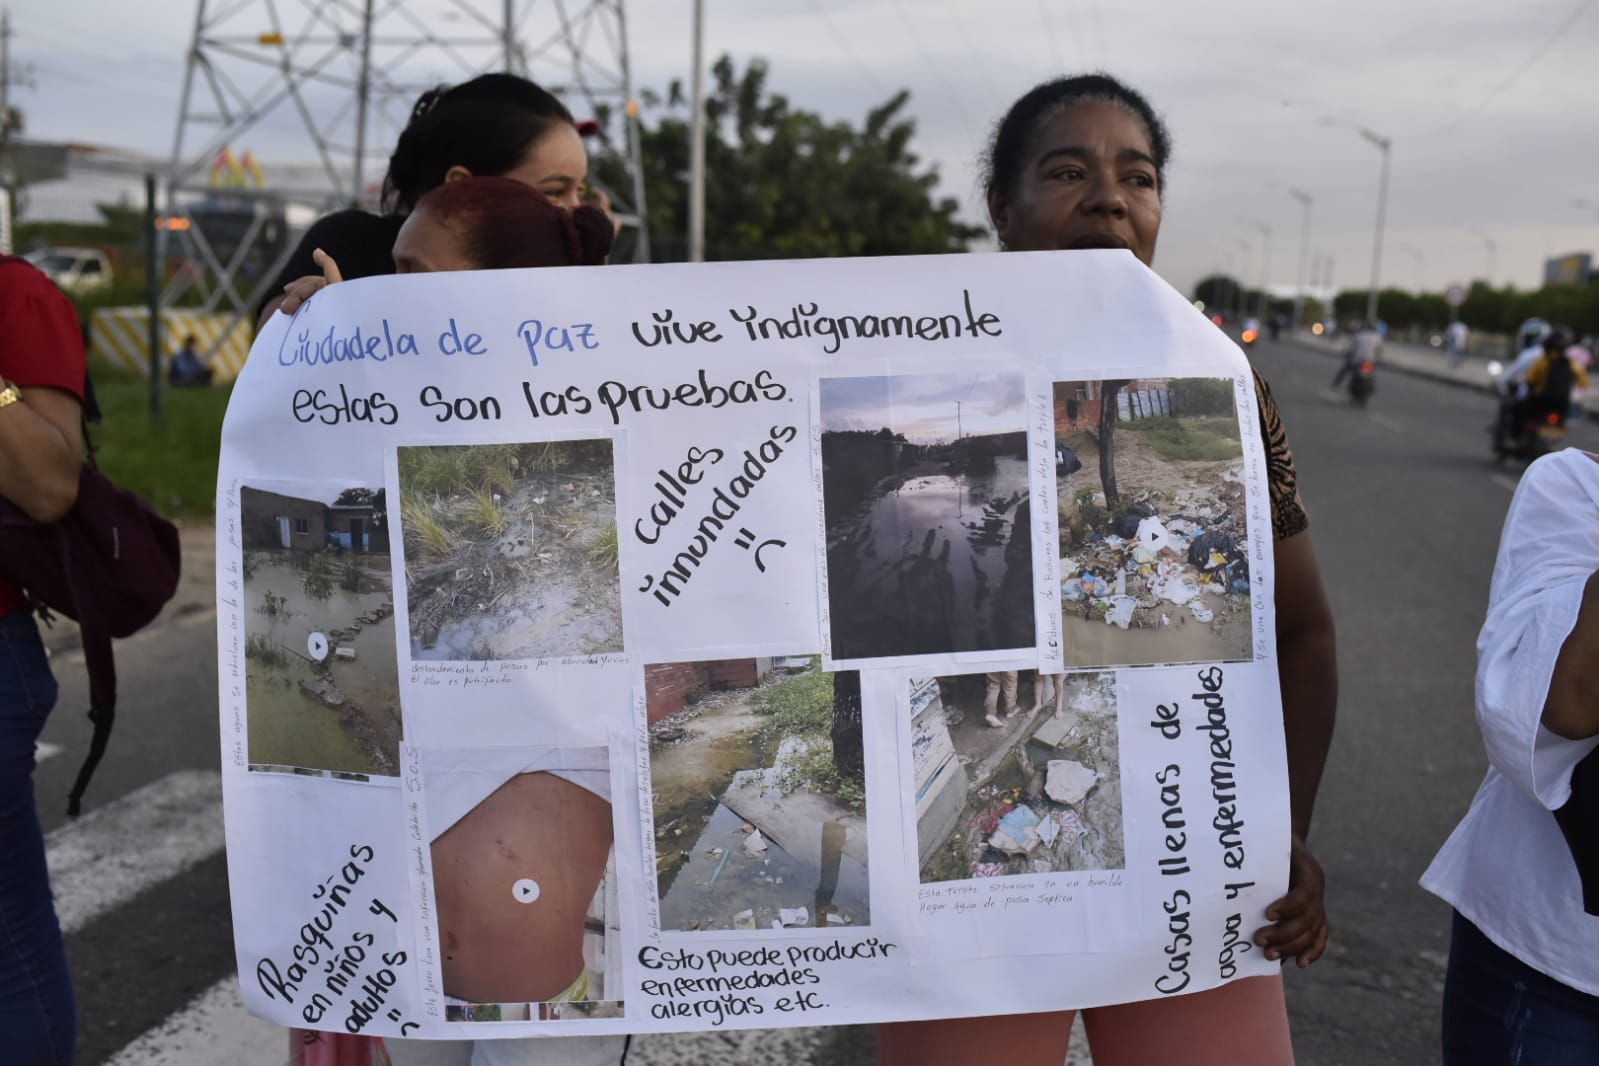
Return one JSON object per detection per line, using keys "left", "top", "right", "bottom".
{"left": 240, "top": 485, "right": 401, "bottom": 778}
{"left": 396, "top": 441, "right": 623, "bottom": 661}
{"left": 1054, "top": 378, "right": 1255, "bottom": 667}
{"left": 910, "top": 670, "right": 1124, "bottom": 883}
{"left": 646, "top": 656, "right": 870, "bottom": 932}
{"left": 819, "top": 372, "right": 1036, "bottom": 662}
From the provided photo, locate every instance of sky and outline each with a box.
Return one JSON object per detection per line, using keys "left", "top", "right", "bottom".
{"left": 14, "top": 0, "right": 1599, "bottom": 297}
{"left": 820, "top": 372, "right": 1026, "bottom": 443}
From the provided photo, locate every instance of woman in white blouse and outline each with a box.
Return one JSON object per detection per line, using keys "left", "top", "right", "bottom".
{"left": 1422, "top": 448, "right": 1599, "bottom": 1063}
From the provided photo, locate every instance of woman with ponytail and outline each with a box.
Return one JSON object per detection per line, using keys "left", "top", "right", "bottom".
{"left": 261, "top": 73, "right": 599, "bottom": 324}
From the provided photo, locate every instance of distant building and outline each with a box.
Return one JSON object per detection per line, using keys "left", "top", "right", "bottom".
{"left": 241, "top": 487, "right": 389, "bottom": 554}
{"left": 1544, "top": 252, "right": 1593, "bottom": 288}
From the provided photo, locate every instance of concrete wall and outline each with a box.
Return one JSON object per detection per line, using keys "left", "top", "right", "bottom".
{"left": 240, "top": 488, "right": 327, "bottom": 552}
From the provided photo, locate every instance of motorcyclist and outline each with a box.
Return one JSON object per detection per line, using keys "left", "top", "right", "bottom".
{"left": 1331, "top": 320, "right": 1381, "bottom": 390}
{"left": 1517, "top": 328, "right": 1587, "bottom": 432}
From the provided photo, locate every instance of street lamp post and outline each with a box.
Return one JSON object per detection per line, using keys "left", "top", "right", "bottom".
{"left": 1400, "top": 243, "right": 1425, "bottom": 292}
{"left": 1359, "top": 128, "right": 1392, "bottom": 328}
{"left": 1236, "top": 239, "right": 1253, "bottom": 321}
{"left": 1323, "top": 119, "right": 1392, "bottom": 327}
{"left": 1242, "top": 220, "right": 1271, "bottom": 320}
{"left": 1470, "top": 228, "right": 1496, "bottom": 286}
{"left": 1289, "top": 188, "right": 1312, "bottom": 330}
{"left": 688, "top": 0, "right": 706, "bottom": 263}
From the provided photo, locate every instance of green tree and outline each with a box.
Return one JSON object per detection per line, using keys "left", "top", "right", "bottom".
{"left": 1193, "top": 274, "right": 1246, "bottom": 314}
{"left": 594, "top": 57, "right": 983, "bottom": 262}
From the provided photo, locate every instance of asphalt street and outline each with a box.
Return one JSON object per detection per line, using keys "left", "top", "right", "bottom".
{"left": 39, "top": 336, "right": 1594, "bottom": 1065}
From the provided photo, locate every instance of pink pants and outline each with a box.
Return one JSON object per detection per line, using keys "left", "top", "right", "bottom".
{"left": 878, "top": 975, "right": 1294, "bottom": 1066}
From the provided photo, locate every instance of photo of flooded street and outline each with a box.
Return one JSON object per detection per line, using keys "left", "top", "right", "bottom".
{"left": 911, "top": 671, "right": 1123, "bottom": 884}
{"left": 646, "top": 657, "right": 869, "bottom": 933}
{"left": 397, "top": 441, "right": 623, "bottom": 661}
{"left": 820, "top": 373, "right": 1036, "bottom": 661}
{"left": 1055, "top": 378, "right": 1255, "bottom": 667}
{"left": 241, "top": 486, "right": 401, "bottom": 778}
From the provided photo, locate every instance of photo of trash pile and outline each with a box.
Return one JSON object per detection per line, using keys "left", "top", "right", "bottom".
{"left": 1055, "top": 377, "right": 1255, "bottom": 667}
{"left": 1061, "top": 504, "right": 1249, "bottom": 630}
{"left": 914, "top": 671, "right": 1123, "bottom": 883}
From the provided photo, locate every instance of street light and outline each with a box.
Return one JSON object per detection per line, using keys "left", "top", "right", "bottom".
{"left": 1400, "top": 243, "right": 1426, "bottom": 292}
{"left": 1289, "top": 188, "right": 1312, "bottom": 330}
{"left": 1240, "top": 219, "right": 1272, "bottom": 319}
{"left": 1321, "top": 118, "right": 1392, "bottom": 327}
{"left": 1469, "top": 228, "right": 1497, "bottom": 286}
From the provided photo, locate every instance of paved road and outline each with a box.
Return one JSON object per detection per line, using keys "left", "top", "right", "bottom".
{"left": 41, "top": 337, "right": 1593, "bottom": 1064}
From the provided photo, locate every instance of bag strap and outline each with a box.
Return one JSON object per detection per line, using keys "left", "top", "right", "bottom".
{"left": 57, "top": 530, "right": 117, "bottom": 817}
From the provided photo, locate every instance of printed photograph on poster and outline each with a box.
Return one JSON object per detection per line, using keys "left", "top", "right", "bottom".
{"left": 1054, "top": 378, "right": 1254, "bottom": 667}
{"left": 646, "top": 655, "right": 869, "bottom": 932}
{"left": 239, "top": 484, "right": 400, "bottom": 778}
{"left": 911, "top": 670, "right": 1123, "bottom": 882}
{"left": 819, "top": 372, "right": 1036, "bottom": 661}
{"left": 419, "top": 745, "right": 623, "bottom": 1020}
{"left": 396, "top": 441, "right": 623, "bottom": 660}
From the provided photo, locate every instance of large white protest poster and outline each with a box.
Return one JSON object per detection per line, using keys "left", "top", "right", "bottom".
{"left": 216, "top": 249, "right": 1288, "bottom": 1039}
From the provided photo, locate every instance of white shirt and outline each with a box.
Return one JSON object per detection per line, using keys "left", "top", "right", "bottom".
{"left": 1447, "top": 321, "right": 1469, "bottom": 350}
{"left": 1421, "top": 449, "right": 1599, "bottom": 995}
{"left": 1500, "top": 344, "right": 1545, "bottom": 396}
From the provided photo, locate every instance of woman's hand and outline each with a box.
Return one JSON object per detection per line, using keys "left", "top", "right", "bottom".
{"left": 1255, "top": 834, "right": 1329, "bottom": 967}
{"left": 277, "top": 248, "right": 344, "bottom": 315}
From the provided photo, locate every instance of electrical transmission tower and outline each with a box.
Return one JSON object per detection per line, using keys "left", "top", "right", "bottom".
{"left": 164, "top": 0, "right": 650, "bottom": 341}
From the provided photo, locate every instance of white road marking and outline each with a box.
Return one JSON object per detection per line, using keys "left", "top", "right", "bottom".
{"left": 1491, "top": 473, "right": 1521, "bottom": 493}
{"left": 103, "top": 975, "right": 285, "bottom": 1066}
{"left": 45, "top": 769, "right": 224, "bottom": 935}
{"left": 35, "top": 741, "right": 62, "bottom": 763}
{"left": 1369, "top": 412, "right": 1406, "bottom": 434}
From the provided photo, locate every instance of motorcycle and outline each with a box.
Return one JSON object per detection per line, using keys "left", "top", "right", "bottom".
{"left": 1491, "top": 382, "right": 1569, "bottom": 462}
{"left": 1348, "top": 360, "right": 1376, "bottom": 408}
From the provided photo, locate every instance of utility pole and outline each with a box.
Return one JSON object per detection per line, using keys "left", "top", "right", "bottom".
{"left": 1289, "top": 188, "right": 1312, "bottom": 331}
{"left": 954, "top": 400, "right": 963, "bottom": 441}
{"left": 350, "top": 0, "right": 375, "bottom": 209}
{"left": 688, "top": 0, "right": 705, "bottom": 262}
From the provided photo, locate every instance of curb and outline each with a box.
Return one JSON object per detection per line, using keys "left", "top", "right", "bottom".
{"left": 1282, "top": 334, "right": 1500, "bottom": 396}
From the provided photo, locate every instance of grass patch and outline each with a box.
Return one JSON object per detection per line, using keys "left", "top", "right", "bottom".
{"left": 754, "top": 668, "right": 834, "bottom": 736}
{"left": 1121, "top": 416, "right": 1241, "bottom": 462}
{"left": 89, "top": 366, "right": 231, "bottom": 518}
{"left": 778, "top": 738, "right": 866, "bottom": 816}
{"left": 586, "top": 523, "right": 620, "bottom": 569}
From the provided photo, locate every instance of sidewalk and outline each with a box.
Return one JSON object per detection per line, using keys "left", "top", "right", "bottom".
{"left": 1286, "top": 332, "right": 1503, "bottom": 394}
{"left": 40, "top": 517, "right": 217, "bottom": 657}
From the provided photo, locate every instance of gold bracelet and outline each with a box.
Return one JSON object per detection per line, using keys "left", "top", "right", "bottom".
{"left": 0, "top": 379, "right": 20, "bottom": 410}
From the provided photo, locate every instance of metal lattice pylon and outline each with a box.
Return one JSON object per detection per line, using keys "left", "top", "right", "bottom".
{"left": 163, "top": 0, "right": 650, "bottom": 345}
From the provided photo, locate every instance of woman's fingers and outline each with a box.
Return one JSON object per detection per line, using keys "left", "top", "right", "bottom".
{"left": 311, "top": 247, "right": 344, "bottom": 284}
{"left": 277, "top": 249, "right": 344, "bottom": 314}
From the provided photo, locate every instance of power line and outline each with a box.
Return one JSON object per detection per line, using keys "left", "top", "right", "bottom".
{"left": 886, "top": 0, "right": 978, "bottom": 142}
{"left": 1411, "top": 0, "right": 1595, "bottom": 141}
{"left": 1035, "top": 0, "right": 1065, "bottom": 72}
{"left": 802, "top": 0, "right": 888, "bottom": 99}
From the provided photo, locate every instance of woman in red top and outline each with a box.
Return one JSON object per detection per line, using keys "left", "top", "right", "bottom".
{"left": 0, "top": 255, "right": 87, "bottom": 1065}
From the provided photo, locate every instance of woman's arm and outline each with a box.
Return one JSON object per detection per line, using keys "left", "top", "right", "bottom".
{"left": 1542, "top": 570, "right": 1599, "bottom": 740}
{"left": 0, "top": 384, "right": 84, "bottom": 522}
{"left": 1255, "top": 529, "right": 1337, "bottom": 966}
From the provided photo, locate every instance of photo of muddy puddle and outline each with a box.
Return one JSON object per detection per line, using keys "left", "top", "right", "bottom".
{"left": 646, "top": 656, "right": 869, "bottom": 933}
{"left": 1054, "top": 378, "right": 1254, "bottom": 668}
{"left": 241, "top": 486, "right": 401, "bottom": 778}
{"left": 912, "top": 671, "right": 1123, "bottom": 883}
{"left": 820, "top": 373, "right": 1036, "bottom": 661}
{"left": 396, "top": 441, "right": 623, "bottom": 661}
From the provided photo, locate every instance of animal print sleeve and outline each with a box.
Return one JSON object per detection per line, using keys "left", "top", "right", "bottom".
{"left": 1253, "top": 368, "right": 1309, "bottom": 540}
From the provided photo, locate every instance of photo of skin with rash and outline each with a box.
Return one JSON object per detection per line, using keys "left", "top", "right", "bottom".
{"left": 420, "top": 745, "right": 623, "bottom": 1020}
{"left": 820, "top": 372, "right": 1036, "bottom": 662}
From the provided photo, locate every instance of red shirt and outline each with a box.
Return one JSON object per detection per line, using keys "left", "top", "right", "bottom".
{"left": 0, "top": 257, "right": 87, "bottom": 617}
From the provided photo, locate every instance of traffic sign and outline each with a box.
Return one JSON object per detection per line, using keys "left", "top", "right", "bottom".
{"left": 1445, "top": 284, "right": 1467, "bottom": 308}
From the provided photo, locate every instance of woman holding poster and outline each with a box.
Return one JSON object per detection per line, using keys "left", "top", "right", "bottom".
{"left": 276, "top": 181, "right": 621, "bottom": 1066}
{"left": 878, "top": 74, "right": 1337, "bottom": 1066}
{"left": 261, "top": 71, "right": 597, "bottom": 324}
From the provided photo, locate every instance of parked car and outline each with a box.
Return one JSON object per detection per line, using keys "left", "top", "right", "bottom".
{"left": 25, "top": 246, "right": 113, "bottom": 295}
